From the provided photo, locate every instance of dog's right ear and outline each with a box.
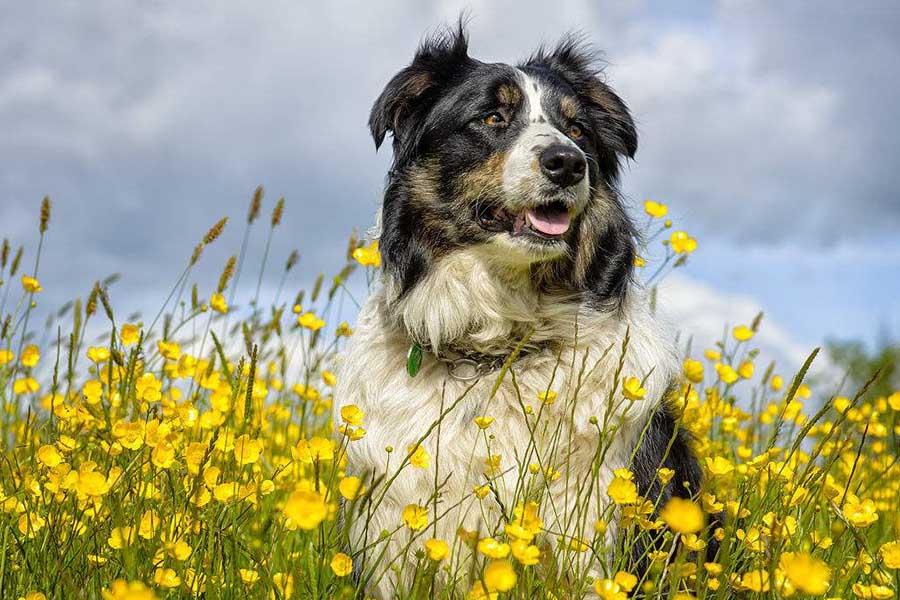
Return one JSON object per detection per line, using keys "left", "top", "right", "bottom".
{"left": 369, "top": 23, "right": 470, "bottom": 159}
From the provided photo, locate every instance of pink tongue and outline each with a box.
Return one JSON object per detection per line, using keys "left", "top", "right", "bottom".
{"left": 526, "top": 208, "right": 570, "bottom": 235}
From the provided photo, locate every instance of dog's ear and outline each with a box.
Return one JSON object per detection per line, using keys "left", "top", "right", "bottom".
{"left": 571, "top": 202, "right": 638, "bottom": 308}
{"left": 369, "top": 23, "right": 471, "bottom": 161}
{"left": 379, "top": 181, "right": 433, "bottom": 298}
{"left": 525, "top": 37, "right": 637, "bottom": 179}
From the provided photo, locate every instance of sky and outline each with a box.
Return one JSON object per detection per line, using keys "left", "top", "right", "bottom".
{"left": 1, "top": 0, "right": 899, "bottom": 376}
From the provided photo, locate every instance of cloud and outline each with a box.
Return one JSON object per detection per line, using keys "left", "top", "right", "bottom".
{"left": 0, "top": 0, "right": 897, "bottom": 348}
{"left": 658, "top": 273, "right": 814, "bottom": 371}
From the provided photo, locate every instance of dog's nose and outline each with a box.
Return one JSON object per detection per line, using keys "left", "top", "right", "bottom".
{"left": 539, "top": 144, "right": 586, "bottom": 187}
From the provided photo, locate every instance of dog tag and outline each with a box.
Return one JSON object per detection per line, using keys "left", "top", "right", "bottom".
{"left": 406, "top": 343, "right": 423, "bottom": 377}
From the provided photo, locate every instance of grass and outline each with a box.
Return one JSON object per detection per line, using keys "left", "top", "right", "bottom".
{"left": 0, "top": 195, "right": 898, "bottom": 600}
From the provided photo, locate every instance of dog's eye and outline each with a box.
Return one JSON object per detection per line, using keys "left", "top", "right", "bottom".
{"left": 482, "top": 112, "right": 506, "bottom": 126}
{"left": 567, "top": 123, "right": 584, "bottom": 140}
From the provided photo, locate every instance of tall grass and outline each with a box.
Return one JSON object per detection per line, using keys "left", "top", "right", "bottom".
{"left": 0, "top": 196, "right": 897, "bottom": 600}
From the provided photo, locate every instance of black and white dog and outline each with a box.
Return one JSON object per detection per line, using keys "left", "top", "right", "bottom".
{"left": 336, "top": 25, "right": 703, "bottom": 597}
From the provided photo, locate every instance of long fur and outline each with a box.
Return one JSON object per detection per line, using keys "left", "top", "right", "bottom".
{"left": 336, "top": 25, "right": 705, "bottom": 598}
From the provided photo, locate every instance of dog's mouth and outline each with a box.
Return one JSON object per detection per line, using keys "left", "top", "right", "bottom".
{"left": 477, "top": 200, "right": 572, "bottom": 241}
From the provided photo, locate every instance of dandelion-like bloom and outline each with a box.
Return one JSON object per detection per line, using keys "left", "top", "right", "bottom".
{"left": 842, "top": 495, "right": 879, "bottom": 528}
{"left": 283, "top": 489, "right": 329, "bottom": 530}
{"left": 401, "top": 504, "right": 428, "bottom": 531}
{"left": 880, "top": 540, "right": 900, "bottom": 569}
{"left": 644, "top": 200, "right": 668, "bottom": 218}
{"left": 352, "top": 240, "right": 381, "bottom": 268}
{"left": 607, "top": 475, "right": 638, "bottom": 505}
{"left": 660, "top": 497, "right": 705, "bottom": 534}
{"left": 424, "top": 539, "right": 450, "bottom": 561}
{"left": 330, "top": 553, "right": 353, "bottom": 577}
{"left": 621, "top": 376, "right": 646, "bottom": 400}
{"left": 483, "top": 560, "right": 516, "bottom": 592}
{"left": 21, "top": 275, "right": 42, "bottom": 293}
{"left": 779, "top": 552, "right": 831, "bottom": 595}
{"left": 669, "top": 231, "right": 697, "bottom": 254}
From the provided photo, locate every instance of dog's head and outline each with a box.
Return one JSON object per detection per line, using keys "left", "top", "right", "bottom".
{"left": 371, "top": 25, "right": 637, "bottom": 309}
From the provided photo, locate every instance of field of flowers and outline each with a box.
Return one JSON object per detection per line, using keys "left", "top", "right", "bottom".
{"left": 0, "top": 194, "right": 898, "bottom": 600}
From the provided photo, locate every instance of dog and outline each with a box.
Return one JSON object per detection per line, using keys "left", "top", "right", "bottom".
{"left": 335, "top": 24, "right": 703, "bottom": 598}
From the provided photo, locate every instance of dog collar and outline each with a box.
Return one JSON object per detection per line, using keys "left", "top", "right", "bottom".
{"left": 406, "top": 341, "right": 536, "bottom": 381}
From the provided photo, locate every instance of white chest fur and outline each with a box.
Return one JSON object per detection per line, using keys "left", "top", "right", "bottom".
{"left": 334, "top": 250, "right": 677, "bottom": 595}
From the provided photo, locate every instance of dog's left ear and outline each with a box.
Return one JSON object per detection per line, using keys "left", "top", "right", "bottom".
{"left": 525, "top": 37, "right": 637, "bottom": 180}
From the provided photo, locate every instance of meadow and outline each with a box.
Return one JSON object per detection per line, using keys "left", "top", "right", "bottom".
{"left": 0, "top": 194, "right": 898, "bottom": 599}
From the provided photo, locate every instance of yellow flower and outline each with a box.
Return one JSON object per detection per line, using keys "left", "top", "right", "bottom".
{"left": 613, "top": 571, "right": 638, "bottom": 592}
{"left": 732, "top": 325, "right": 754, "bottom": 341}
{"left": 669, "top": 231, "right": 697, "bottom": 254}
{"left": 21, "top": 344, "right": 40, "bottom": 368}
{"left": 852, "top": 583, "right": 895, "bottom": 599}
{"left": 352, "top": 240, "right": 382, "bottom": 268}
{"left": 18, "top": 513, "right": 46, "bottom": 538}
{"left": 478, "top": 537, "right": 511, "bottom": 559}
{"left": 338, "top": 476, "right": 364, "bottom": 501}
{"left": 151, "top": 442, "right": 176, "bottom": 469}
{"left": 705, "top": 456, "right": 734, "bottom": 477}
{"left": 510, "top": 539, "right": 540, "bottom": 566}
{"left": 0, "top": 349, "right": 13, "bottom": 365}
{"left": 683, "top": 359, "right": 704, "bottom": 383}
{"left": 607, "top": 476, "right": 638, "bottom": 505}
{"left": 682, "top": 534, "right": 707, "bottom": 552}
{"left": 715, "top": 363, "right": 739, "bottom": 385}
{"left": 153, "top": 568, "right": 181, "bottom": 588}
{"left": 880, "top": 540, "right": 900, "bottom": 569}
{"left": 298, "top": 311, "right": 326, "bottom": 331}
{"left": 239, "top": 569, "right": 259, "bottom": 584}
{"left": 770, "top": 374, "right": 784, "bottom": 391}
{"left": 483, "top": 560, "right": 516, "bottom": 592}
{"left": 660, "top": 498, "right": 704, "bottom": 534}
{"left": 737, "top": 360, "right": 754, "bottom": 379}
{"left": 339, "top": 404, "right": 364, "bottom": 426}
{"left": 135, "top": 373, "right": 162, "bottom": 402}
{"left": 657, "top": 467, "right": 675, "bottom": 484}
{"left": 474, "top": 416, "right": 494, "bottom": 429}
{"left": 86, "top": 346, "right": 110, "bottom": 363}
{"left": 330, "top": 552, "right": 353, "bottom": 577}
{"left": 888, "top": 391, "right": 900, "bottom": 411}
{"left": 842, "top": 495, "right": 878, "bottom": 528}
{"left": 82, "top": 379, "right": 103, "bottom": 404}
{"left": 272, "top": 573, "right": 294, "bottom": 599}
{"left": 283, "top": 489, "right": 329, "bottom": 530}
{"left": 24, "top": 592, "right": 47, "bottom": 600}
{"left": 108, "top": 527, "right": 137, "bottom": 549}
{"left": 537, "top": 390, "right": 557, "bottom": 404}
{"left": 779, "top": 552, "right": 831, "bottom": 595}
{"left": 594, "top": 578, "right": 627, "bottom": 600}
{"left": 210, "top": 293, "right": 228, "bottom": 314}
{"left": 633, "top": 255, "right": 646, "bottom": 267}
{"left": 739, "top": 570, "right": 770, "bottom": 593}
{"left": 101, "top": 580, "right": 158, "bottom": 600}
{"left": 644, "top": 200, "right": 668, "bottom": 218}
{"left": 291, "top": 437, "right": 334, "bottom": 463}
{"left": 233, "top": 435, "right": 263, "bottom": 466}
{"left": 622, "top": 376, "right": 646, "bottom": 401}
{"left": 407, "top": 444, "right": 430, "bottom": 469}
{"left": 424, "top": 538, "right": 450, "bottom": 561}
{"left": 37, "top": 444, "right": 63, "bottom": 468}
{"left": 21, "top": 275, "right": 42, "bottom": 293}
{"left": 13, "top": 377, "right": 39, "bottom": 394}
{"left": 402, "top": 504, "right": 428, "bottom": 531}
{"left": 120, "top": 323, "right": 140, "bottom": 346}
{"left": 157, "top": 340, "right": 181, "bottom": 360}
